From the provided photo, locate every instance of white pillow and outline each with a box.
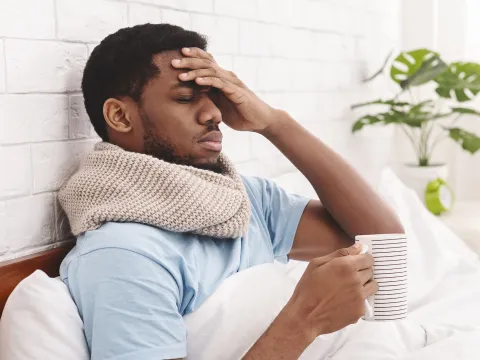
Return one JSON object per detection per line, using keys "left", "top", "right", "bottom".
{"left": 0, "top": 264, "right": 344, "bottom": 360}
{"left": 184, "top": 262, "right": 296, "bottom": 359}
{"left": 0, "top": 270, "right": 89, "bottom": 360}
{"left": 0, "top": 266, "right": 297, "bottom": 360}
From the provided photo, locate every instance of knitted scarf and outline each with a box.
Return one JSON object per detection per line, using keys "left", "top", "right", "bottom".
{"left": 58, "top": 142, "right": 251, "bottom": 239}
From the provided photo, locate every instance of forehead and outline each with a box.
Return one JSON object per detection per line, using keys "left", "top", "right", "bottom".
{"left": 152, "top": 51, "right": 183, "bottom": 84}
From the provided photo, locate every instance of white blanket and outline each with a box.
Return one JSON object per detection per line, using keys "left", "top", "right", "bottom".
{"left": 184, "top": 169, "right": 480, "bottom": 360}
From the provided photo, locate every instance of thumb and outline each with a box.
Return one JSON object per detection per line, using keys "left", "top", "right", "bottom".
{"left": 312, "top": 243, "right": 362, "bottom": 267}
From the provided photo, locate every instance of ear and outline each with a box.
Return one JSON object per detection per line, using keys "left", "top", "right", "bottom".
{"left": 103, "top": 98, "right": 132, "bottom": 133}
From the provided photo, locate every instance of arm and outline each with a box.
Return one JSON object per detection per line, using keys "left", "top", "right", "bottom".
{"left": 260, "top": 112, "right": 404, "bottom": 260}
{"left": 172, "top": 49, "right": 381, "bottom": 358}
{"left": 242, "top": 306, "right": 314, "bottom": 359}
{"left": 171, "top": 47, "right": 403, "bottom": 262}
{"left": 242, "top": 244, "right": 377, "bottom": 359}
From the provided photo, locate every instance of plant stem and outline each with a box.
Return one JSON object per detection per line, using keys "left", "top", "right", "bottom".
{"left": 400, "top": 124, "right": 421, "bottom": 162}
{"left": 420, "top": 123, "right": 429, "bottom": 164}
{"left": 451, "top": 114, "right": 462, "bottom": 126}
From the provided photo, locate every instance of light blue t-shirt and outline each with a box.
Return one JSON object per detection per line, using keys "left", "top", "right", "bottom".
{"left": 60, "top": 176, "right": 309, "bottom": 360}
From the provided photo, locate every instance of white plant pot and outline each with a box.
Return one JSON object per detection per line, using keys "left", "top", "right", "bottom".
{"left": 399, "top": 163, "right": 449, "bottom": 203}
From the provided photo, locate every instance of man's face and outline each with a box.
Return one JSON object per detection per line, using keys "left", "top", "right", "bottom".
{"left": 128, "top": 51, "right": 224, "bottom": 173}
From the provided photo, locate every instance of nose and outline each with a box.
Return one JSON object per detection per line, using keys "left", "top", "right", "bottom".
{"left": 197, "top": 95, "right": 222, "bottom": 126}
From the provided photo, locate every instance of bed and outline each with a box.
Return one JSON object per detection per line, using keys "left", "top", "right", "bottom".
{"left": 1, "top": 169, "right": 480, "bottom": 360}
{"left": 0, "top": 245, "right": 73, "bottom": 317}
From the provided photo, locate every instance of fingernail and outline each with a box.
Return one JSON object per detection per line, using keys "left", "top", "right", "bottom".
{"left": 180, "top": 73, "right": 188, "bottom": 79}
{"left": 353, "top": 242, "right": 362, "bottom": 249}
{"left": 183, "top": 47, "right": 190, "bottom": 53}
{"left": 172, "top": 59, "right": 181, "bottom": 66}
{"left": 197, "top": 77, "right": 204, "bottom": 81}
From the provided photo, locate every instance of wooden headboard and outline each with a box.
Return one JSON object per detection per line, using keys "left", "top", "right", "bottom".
{"left": 0, "top": 244, "right": 74, "bottom": 317}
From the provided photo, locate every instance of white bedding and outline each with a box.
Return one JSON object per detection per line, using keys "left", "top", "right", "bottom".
{"left": 2, "top": 169, "right": 479, "bottom": 360}
{"left": 185, "top": 169, "right": 480, "bottom": 359}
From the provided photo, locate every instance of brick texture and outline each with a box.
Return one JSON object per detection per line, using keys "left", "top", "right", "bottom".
{"left": 56, "top": 0, "right": 128, "bottom": 42}
{"left": 0, "top": 41, "right": 5, "bottom": 93}
{"left": 0, "top": 0, "right": 55, "bottom": 39}
{"left": 161, "top": 9, "right": 191, "bottom": 29}
{"left": 0, "top": 0, "right": 401, "bottom": 260}
{"left": 5, "top": 40, "right": 88, "bottom": 93}
{"left": 128, "top": 3, "right": 162, "bottom": 26}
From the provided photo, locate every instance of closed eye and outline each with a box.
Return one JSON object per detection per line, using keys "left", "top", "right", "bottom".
{"left": 176, "top": 95, "right": 196, "bottom": 104}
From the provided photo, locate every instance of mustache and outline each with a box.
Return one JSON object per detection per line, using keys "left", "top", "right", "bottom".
{"left": 195, "top": 122, "right": 220, "bottom": 140}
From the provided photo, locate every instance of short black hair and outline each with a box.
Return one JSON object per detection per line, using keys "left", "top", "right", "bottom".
{"left": 82, "top": 23, "right": 208, "bottom": 141}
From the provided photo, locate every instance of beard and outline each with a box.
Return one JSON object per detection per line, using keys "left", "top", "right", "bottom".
{"left": 140, "top": 111, "right": 225, "bottom": 174}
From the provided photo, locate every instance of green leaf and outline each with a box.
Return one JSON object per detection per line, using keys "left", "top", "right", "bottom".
{"left": 431, "top": 112, "right": 453, "bottom": 120}
{"left": 352, "top": 102, "right": 445, "bottom": 132}
{"left": 352, "top": 115, "right": 383, "bottom": 132}
{"left": 445, "top": 127, "right": 480, "bottom": 153}
{"left": 402, "top": 100, "right": 444, "bottom": 127}
{"left": 390, "top": 49, "right": 445, "bottom": 89}
{"left": 401, "top": 55, "right": 447, "bottom": 89}
{"left": 451, "top": 107, "right": 480, "bottom": 116}
{"left": 435, "top": 62, "right": 480, "bottom": 102}
{"left": 351, "top": 99, "right": 410, "bottom": 109}
{"left": 409, "top": 100, "right": 434, "bottom": 113}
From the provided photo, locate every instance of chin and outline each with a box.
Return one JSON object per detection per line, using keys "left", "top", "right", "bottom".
{"left": 192, "top": 154, "right": 224, "bottom": 174}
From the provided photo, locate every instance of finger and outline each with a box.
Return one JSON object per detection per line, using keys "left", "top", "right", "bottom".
{"left": 311, "top": 243, "right": 362, "bottom": 267}
{"left": 182, "top": 47, "right": 215, "bottom": 62}
{"left": 172, "top": 57, "right": 214, "bottom": 70}
{"left": 179, "top": 68, "right": 219, "bottom": 81}
{"left": 358, "top": 267, "right": 373, "bottom": 285}
{"left": 196, "top": 76, "right": 244, "bottom": 102}
{"left": 180, "top": 68, "right": 242, "bottom": 86}
{"left": 362, "top": 279, "right": 379, "bottom": 298}
{"left": 351, "top": 253, "right": 374, "bottom": 271}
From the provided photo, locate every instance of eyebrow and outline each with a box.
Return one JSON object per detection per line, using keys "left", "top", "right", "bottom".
{"left": 170, "top": 81, "right": 211, "bottom": 92}
{"left": 171, "top": 81, "right": 197, "bottom": 90}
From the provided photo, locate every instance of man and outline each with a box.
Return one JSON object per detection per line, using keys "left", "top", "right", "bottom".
{"left": 59, "top": 24, "right": 403, "bottom": 360}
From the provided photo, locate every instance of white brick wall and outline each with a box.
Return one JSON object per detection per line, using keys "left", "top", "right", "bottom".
{"left": 0, "top": 0, "right": 401, "bottom": 260}
{"left": 0, "top": 0, "right": 56, "bottom": 39}
{"left": 162, "top": 9, "right": 191, "bottom": 29}
{"left": 6, "top": 40, "right": 88, "bottom": 93}
{"left": 128, "top": 3, "right": 162, "bottom": 26}
{"left": 0, "top": 41, "right": 5, "bottom": 93}
{"left": 0, "top": 146, "right": 31, "bottom": 200}
{"left": 56, "top": 0, "right": 128, "bottom": 42}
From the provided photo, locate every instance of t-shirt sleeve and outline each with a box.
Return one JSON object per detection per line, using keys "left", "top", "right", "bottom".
{"left": 65, "top": 247, "right": 187, "bottom": 360}
{"left": 244, "top": 176, "right": 310, "bottom": 263}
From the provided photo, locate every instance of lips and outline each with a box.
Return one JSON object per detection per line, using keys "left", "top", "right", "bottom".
{"left": 198, "top": 131, "right": 223, "bottom": 152}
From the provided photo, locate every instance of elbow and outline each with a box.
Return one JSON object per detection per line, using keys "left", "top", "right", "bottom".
{"left": 383, "top": 213, "right": 405, "bottom": 235}
{"left": 389, "top": 220, "right": 405, "bottom": 235}
{"left": 366, "top": 212, "right": 405, "bottom": 236}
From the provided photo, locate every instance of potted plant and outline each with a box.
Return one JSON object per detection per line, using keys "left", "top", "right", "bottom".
{"left": 352, "top": 48, "right": 480, "bottom": 213}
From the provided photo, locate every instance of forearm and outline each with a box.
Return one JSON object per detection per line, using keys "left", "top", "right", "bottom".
{"left": 242, "top": 305, "right": 314, "bottom": 360}
{"left": 260, "top": 111, "right": 404, "bottom": 237}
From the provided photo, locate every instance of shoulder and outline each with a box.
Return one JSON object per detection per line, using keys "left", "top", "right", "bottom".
{"left": 241, "top": 175, "right": 272, "bottom": 203}
{"left": 61, "top": 222, "right": 197, "bottom": 284}
{"left": 76, "top": 222, "right": 192, "bottom": 259}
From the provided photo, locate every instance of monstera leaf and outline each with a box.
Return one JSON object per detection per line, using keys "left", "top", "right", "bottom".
{"left": 435, "top": 62, "right": 480, "bottom": 102}
{"left": 390, "top": 49, "right": 447, "bottom": 89}
{"left": 352, "top": 111, "right": 405, "bottom": 132}
{"left": 445, "top": 127, "right": 480, "bottom": 153}
{"left": 352, "top": 114, "right": 385, "bottom": 132}
{"left": 450, "top": 107, "right": 480, "bottom": 116}
{"left": 352, "top": 100, "right": 451, "bottom": 132}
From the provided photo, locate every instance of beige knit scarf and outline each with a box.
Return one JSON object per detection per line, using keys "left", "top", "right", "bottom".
{"left": 58, "top": 142, "right": 251, "bottom": 239}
